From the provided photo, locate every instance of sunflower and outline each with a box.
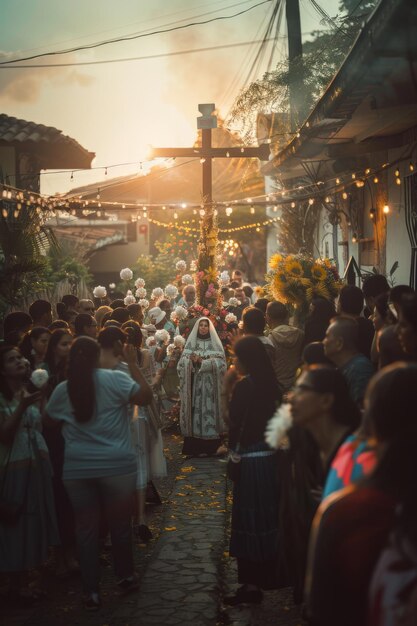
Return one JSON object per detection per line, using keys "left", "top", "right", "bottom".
{"left": 269, "top": 253, "right": 283, "bottom": 270}
{"left": 306, "top": 282, "right": 331, "bottom": 302}
{"left": 311, "top": 264, "right": 328, "bottom": 281}
{"left": 285, "top": 259, "right": 303, "bottom": 278}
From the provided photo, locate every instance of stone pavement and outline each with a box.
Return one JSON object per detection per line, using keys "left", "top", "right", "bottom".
{"left": 112, "top": 456, "right": 229, "bottom": 625}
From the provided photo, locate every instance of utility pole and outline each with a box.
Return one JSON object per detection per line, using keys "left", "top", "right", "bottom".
{"left": 151, "top": 104, "right": 269, "bottom": 308}
{"left": 286, "top": 0, "right": 304, "bottom": 131}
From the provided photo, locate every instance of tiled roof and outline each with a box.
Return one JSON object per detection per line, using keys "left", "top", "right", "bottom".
{"left": 0, "top": 113, "right": 95, "bottom": 169}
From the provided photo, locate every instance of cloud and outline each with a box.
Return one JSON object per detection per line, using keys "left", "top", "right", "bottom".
{"left": 0, "top": 50, "right": 94, "bottom": 103}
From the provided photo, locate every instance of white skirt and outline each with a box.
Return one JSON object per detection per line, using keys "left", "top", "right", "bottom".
{"left": 130, "top": 412, "right": 167, "bottom": 490}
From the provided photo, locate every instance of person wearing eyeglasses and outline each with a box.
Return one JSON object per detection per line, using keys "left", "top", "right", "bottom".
{"left": 78, "top": 299, "right": 95, "bottom": 315}
{"left": 74, "top": 314, "right": 98, "bottom": 339}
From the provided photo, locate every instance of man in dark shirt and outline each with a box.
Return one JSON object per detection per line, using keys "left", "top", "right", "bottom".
{"left": 337, "top": 285, "right": 374, "bottom": 359}
{"left": 324, "top": 317, "right": 374, "bottom": 407}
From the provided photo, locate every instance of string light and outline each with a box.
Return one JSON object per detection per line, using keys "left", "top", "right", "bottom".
{"left": 342, "top": 192, "right": 348, "bottom": 200}
{"left": 410, "top": 162, "right": 414, "bottom": 172}
{"left": 373, "top": 176, "right": 379, "bottom": 184}
{"left": 369, "top": 207, "right": 376, "bottom": 219}
{"left": 395, "top": 169, "right": 400, "bottom": 177}
{"left": 383, "top": 204, "right": 390, "bottom": 214}
{"left": 396, "top": 177, "right": 401, "bottom": 185}
{"left": 250, "top": 206, "right": 255, "bottom": 214}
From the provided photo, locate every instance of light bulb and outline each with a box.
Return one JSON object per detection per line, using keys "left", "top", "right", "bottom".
{"left": 396, "top": 177, "right": 401, "bottom": 185}
{"left": 342, "top": 192, "right": 348, "bottom": 200}
{"left": 250, "top": 206, "right": 255, "bottom": 214}
{"left": 383, "top": 204, "right": 390, "bottom": 214}
{"left": 373, "top": 177, "right": 379, "bottom": 184}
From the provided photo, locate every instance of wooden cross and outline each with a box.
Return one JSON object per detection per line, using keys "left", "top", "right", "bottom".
{"left": 150, "top": 104, "right": 269, "bottom": 309}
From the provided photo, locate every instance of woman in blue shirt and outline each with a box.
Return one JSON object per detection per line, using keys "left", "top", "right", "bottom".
{"left": 46, "top": 336, "right": 152, "bottom": 611}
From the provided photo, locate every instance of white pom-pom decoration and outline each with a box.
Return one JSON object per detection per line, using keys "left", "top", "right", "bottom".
{"left": 30, "top": 368, "right": 49, "bottom": 389}
{"left": 228, "top": 297, "right": 241, "bottom": 307}
{"left": 164, "top": 284, "right": 178, "bottom": 299}
{"left": 109, "top": 282, "right": 116, "bottom": 289}
{"left": 225, "top": 312, "right": 237, "bottom": 324}
{"left": 146, "top": 336, "right": 156, "bottom": 348}
{"left": 181, "top": 274, "right": 194, "bottom": 285}
{"left": 166, "top": 344, "right": 175, "bottom": 356}
{"left": 265, "top": 403, "right": 293, "bottom": 450}
{"left": 175, "top": 260, "right": 187, "bottom": 272}
{"left": 151, "top": 287, "right": 164, "bottom": 300}
{"left": 120, "top": 267, "right": 133, "bottom": 281}
{"left": 124, "top": 290, "right": 136, "bottom": 305}
{"left": 139, "top": 298, "right": 149, "bottom": 310}
{"left": 93, "top": 285, "right": 107, "bottom": 299}
{"left": 155, "top": 329, "right": 170, "bottom": 345}
{"left": 173, "top": 335, "right": 185, "bottom": 348}
{"left": 134, "top": 277, "right": 145, "bottom": 288}
{"left": 135, "top": 287, "right": 147, "bottom": 299}
{"left": 174, "top": 305, "right": 188, "bottom": 320}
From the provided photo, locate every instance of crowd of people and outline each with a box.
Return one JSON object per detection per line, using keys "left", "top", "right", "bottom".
{"left": 0, "top": 270, "right": 417, "bottom": 624}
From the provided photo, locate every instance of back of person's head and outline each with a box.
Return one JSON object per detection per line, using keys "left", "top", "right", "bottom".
{"left": 398, "top": 292, "right": 417, "bottom": 331}
{"left": 110, "top": 307, "right": 130, "bottom": 324}
{"left": 362, "top": 274, "right": 389, "bottom": 299}
{"left": 374, "top": 292, "right": 393, "bottom": 322}
{"left": 97, "top": 326, "right": 127, "bottom": 350}
{"left": 389, "top": 285, "right": 414, "bottom": 306}
{"left": 110, "top": 299, "right": 125, "bottom": 310}
{"left": 242, "top": 306, "right": 265, "bottom": 335}
{"left": 61, "top": 294, "right": 79, "bottom": 310}
{"left": 266, "top": 300, "right": 288, "bottom": 324}
{"left": 3, "top": 311, "right": 32, "bottom": 340}
{"left": 254, "top": 298, "right": 269, "bottom": 315}
{"left": 302, "top": 342, "right": 333, "bottom": 366}
{"left": 67, "top": 336, "right": 100, "bottom": 423}
{"left": 159, "top": 299, "right": 171, "bottom": 312}
{"left": 230, "top": 280, "right": 240, "bottom": 289}
{"left": 126, "top": 303, "right": 143, "bottom": 322}
{"left": 234, "top": 335, "right": 281, "bottom": 402}
{"left": 242, "top": 285, "right": 254, "bottom": 299}
{"left": 49, "top": 320, "right": 70, "bottom": 331}
{"left": 303, "top": 364, "right": 361, "bottom": 428}
{"left": 338, "top": 285, "right": 364, "bottom": 316}
{"left": 74, "top": 313, "right": 94, "bottom": 336}
{"left": 365, "top": 363, "right": 417, "bottom": 542}
{"left": 28, "top": 299, "right": 52, "bottom": 323}
{"left": 103, "top": 319, "right": 121, "bottom": 328}
{"left": 310, "top": 297, "right": 336, "bottom": 320}
{"left": 328, "top": 316, "right": 359, "bottom": 352}
{"left": 122, "top": 320, "right": 143, "bottom": 348}
{"left": 95, "top": 305, "right": 112, "bottom": 328}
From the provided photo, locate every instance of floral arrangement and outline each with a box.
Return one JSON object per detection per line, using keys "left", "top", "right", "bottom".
{"left": 170, "top": 305, "right": 188, "bottom": 323}
{"left": 175, "top": 304, "right": 230, "bottom": 341}
{"left": 155, "top": 329, "right": 170, "bottom": 345}
{"left": 181, "top": 274, "right": 193, "bottom": 285}
{"left": 139, "top": 298, "right": 149, "bottom": 309}
{"left": 134, "top": 277, "right": 145, "bottom": 288}
{"left": 266, "top": 253, "right": 341, "bottom": 317}
{"left": 151, "top": 287, "right": 164, "bottom": 300}
{"left": 165, "top": 284, "right": 179, "bottom": 299}
{"left": 265, "top": 403, "right": 292, "bottom": 450}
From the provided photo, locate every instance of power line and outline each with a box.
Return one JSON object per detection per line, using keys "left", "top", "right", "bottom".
{"left": 0, "top": 0, "right": 272, "bottom": 66}
{"left": 0, "top": 37, "right": 282, "bottom": 69}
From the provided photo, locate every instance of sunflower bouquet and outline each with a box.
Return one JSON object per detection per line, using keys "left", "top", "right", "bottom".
{"left": 266, "top": 253, "right": 342, "bottom": 321}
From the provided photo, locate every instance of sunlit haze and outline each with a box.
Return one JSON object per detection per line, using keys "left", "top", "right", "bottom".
{"left": 0, "top": 0, "right": 339, "bottom": 195}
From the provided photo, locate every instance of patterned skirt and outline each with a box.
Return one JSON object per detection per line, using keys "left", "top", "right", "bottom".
{"left": 229, "top": 442, "right": 280, "bottom": 588}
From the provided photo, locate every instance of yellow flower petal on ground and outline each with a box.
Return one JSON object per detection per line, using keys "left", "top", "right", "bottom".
{"left": 165, "top": 526, "right": 177, "bottom": 531}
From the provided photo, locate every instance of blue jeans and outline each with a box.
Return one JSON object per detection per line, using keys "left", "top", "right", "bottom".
{"left": 64, "top": 471, "right": 136, "bottom": 593}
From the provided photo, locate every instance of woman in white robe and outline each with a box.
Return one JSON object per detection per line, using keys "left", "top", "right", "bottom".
{"left": 177, "top": 317, "right": 227, "bottom": 456}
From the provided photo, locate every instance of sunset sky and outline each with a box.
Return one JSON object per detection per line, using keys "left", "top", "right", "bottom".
{"left": 0, "top": 0, "right": 338, "bottom": 195}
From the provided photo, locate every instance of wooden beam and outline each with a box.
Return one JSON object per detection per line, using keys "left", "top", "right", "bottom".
{"left": 327, "top": 134, "right": 403, "bottom": 158}
{"left": 150, "top": 144, "right": 270, "bottom": 161}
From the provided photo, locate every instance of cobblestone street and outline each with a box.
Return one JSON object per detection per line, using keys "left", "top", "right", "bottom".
{"left": 1, "top": 427, "right": 304, "bottom": 626}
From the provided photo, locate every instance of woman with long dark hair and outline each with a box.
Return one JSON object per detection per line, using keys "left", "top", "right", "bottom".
{"left": 226, "top": 335, "right": 282, "bottom": 605}
{"left": 306, "top": 363, "right": 417, "bottom": 626}
{"left": 19, "top": 326, "right": 51, "bottom": 370}
{"left": 45, "top": 336, "right": 152, "bottom": 610}
{"left": 42, "top": 329, "right": 76, "bottom": 577}
{"left": 0, "top": 345, "right": 59, "bottom": 603}
{"left": 303, "top": 298, "right": 336, "bottom": 346}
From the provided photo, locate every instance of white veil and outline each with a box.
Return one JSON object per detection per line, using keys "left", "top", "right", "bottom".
{"left": 183, "top": 316, "right": 225, "bottom": 357}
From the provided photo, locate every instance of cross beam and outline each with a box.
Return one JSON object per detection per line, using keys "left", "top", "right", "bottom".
{"left": 150, "top": 104, "right": 270, "bottom": 309}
